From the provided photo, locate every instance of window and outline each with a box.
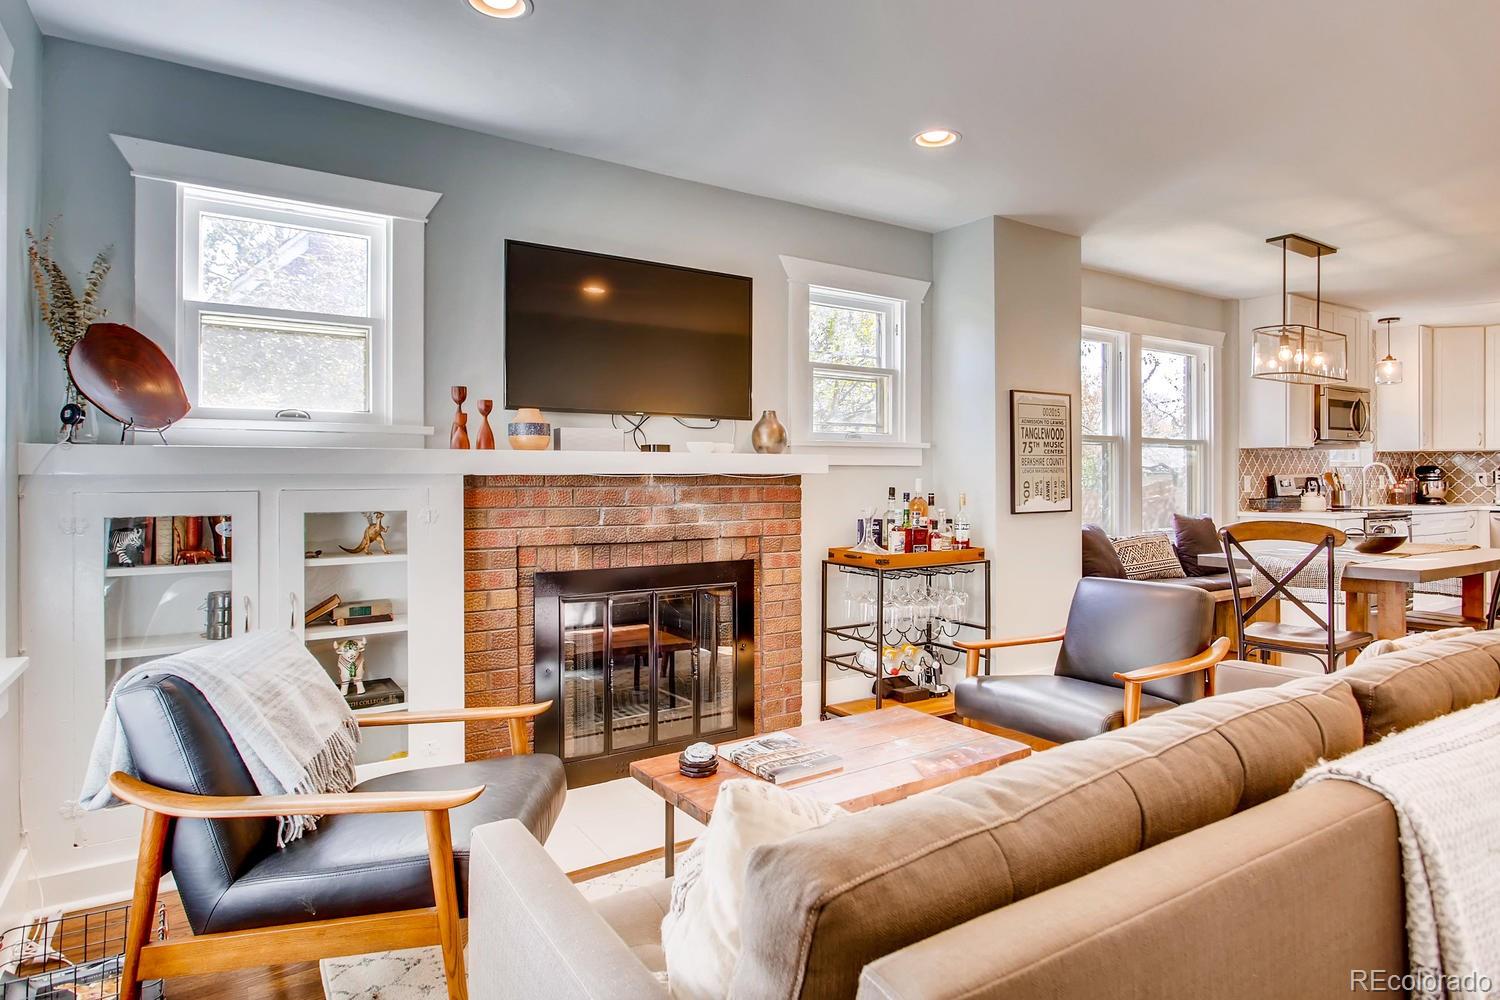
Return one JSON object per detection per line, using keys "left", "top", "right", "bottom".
{"left": 114, "top": 135, "right": 440, "bottom": 442}
{"left": 1080, "top": 328, "right": 1214, "bottom": 535}
{"left": 781, "top": 256, "right": 929, "bottom": 464}
{"left": 808, "top": 286, "right": 901, "bottom": 438}
{"left": 181, "top": 187, "right": 388, "bottom": 420}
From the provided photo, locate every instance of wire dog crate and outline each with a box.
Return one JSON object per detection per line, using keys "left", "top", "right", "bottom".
{"left": 1, "top": 902, "right": 167, "bottom": 1000}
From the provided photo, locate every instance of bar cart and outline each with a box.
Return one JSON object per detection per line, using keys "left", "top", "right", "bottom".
{"left": 819, "top": 547, "right": 992, "bottom": 719}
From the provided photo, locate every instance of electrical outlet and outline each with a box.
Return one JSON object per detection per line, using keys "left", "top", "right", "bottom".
{"left": 1476, "top": 472, "right": 1489, "bottom": 489}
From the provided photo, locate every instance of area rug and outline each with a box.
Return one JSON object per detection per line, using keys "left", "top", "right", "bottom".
{"left": 319, "top": 857, "right": 666, "bottom": 999}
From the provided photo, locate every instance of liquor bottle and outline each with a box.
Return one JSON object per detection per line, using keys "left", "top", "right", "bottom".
{"left": 889, "top": 496, "right": 907, "bottom": 553}
{"left": 909, "top": 495, "right": 930, "bottom": 553}
{"left": 880, "top": 487, "right": 901, "bottom": 551}
{"left": 930, "top": 508, "right": 948, "bottom": 550}
{"left": 910, "top": 479, "right": 929, "bottom": 524}
{"left": 954, "top": 492, "right": 971, "bottom": 550}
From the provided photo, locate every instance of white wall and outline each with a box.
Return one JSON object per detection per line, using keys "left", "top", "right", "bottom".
{"left": 930, "top": 218, "right": 1082, "bottom": 674}
{"left": 0, "top": 0, "right": 43, "bottom": 929}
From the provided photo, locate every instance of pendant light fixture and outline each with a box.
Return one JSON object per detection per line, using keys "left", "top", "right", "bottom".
{"left": 1251, "top": 234, "right": 1349, "bottom": 385}
{"left": 1374, "top": 316, "right": 1404, "bottom": 385}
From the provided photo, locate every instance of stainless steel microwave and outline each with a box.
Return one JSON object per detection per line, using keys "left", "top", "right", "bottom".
{"left": 1315, "top": 385, "right": 1371, "bottom": 443}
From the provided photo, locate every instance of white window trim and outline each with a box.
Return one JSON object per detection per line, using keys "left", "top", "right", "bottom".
{"left": 111, "top": 135, "right": 441, "bottom": 445}
{"left": 780, "top": 255, "right": 929, "bottom": 467}
{"left": 1082, "top": 322, "right": 1219, "bottom": 535}
{"left": 1082, "top": 329, "right": 1126, "bottom": 534}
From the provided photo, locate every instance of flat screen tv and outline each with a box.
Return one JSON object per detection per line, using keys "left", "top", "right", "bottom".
{"left": 504, "top": 241, "right": 753, "bottom": 420}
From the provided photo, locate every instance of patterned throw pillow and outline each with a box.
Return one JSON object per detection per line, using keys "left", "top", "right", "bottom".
{"left": 1112, "top": 531, "right": 1187, "bottom": 580}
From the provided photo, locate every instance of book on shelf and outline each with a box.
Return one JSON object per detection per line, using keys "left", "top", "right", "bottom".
{"left": 718, "top": 732, "right": 842, "bottom": 785}
{"left": 306, "top": 593, "right": 342, "bottom": 626}
{"left": 333, "top": 612, "right": 395, "bottom": 627}
{"left": 154, "top": 516, "right": 174, "bottom": 565}
{"left": 345, "top": 676, "right": 405, "bottom": 711}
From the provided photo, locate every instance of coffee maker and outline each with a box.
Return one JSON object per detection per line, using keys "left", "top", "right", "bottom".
{"left": 1414, "top": 465, "right": 1448, "bottom": 505}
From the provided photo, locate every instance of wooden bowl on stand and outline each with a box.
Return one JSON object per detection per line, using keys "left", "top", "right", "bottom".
{"left": 67, "top": 323, "right": 190, "bottom": 442}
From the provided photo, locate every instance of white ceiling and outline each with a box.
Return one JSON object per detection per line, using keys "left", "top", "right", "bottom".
{"left": 28, "top": 0, "right": 1500, "bottom": 322}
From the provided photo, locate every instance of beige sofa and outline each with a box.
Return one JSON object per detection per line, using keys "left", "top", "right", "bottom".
{"left": 468, "top": 632, "right": 1500, "bottom": 1000}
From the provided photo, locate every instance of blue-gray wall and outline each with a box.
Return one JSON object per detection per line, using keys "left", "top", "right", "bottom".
{"left": 37, "top": 38, "right": 932, "bottom": 445}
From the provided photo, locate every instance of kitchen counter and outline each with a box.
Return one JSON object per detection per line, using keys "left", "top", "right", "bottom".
{"left": 1238, "top": 504, "right": 1496, "bottom": 517}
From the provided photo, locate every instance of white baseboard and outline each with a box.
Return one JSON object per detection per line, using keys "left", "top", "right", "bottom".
{"left": 0, "top": 847, "right": 38, "bottom": 931}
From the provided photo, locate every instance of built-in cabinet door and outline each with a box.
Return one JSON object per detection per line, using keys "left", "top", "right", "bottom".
{"left": 1485, "top": 326, "right": 1500, "bottom": 448}
{"left": 26, "top": 489, "right": 258, "bottom": 878}
{"left": 1430, "top": 326, "right": 1486, "bottom": 450}
{"left": 277, "top": 486, "right": 464, "bottom": 780}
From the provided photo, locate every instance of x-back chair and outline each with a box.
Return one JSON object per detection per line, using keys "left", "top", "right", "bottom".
{"left": 109, "top": 674, "right": 562, "bottom": 1000}
{"left": 1220, "top": 520, "right": 1374, "bottom": 672}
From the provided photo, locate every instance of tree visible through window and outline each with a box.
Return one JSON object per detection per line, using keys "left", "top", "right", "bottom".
{"left": 808, "top": 287, "right": 901, "bottom": 439}
{"left": 181, "top": 188, "right": 388, "bottom": 419}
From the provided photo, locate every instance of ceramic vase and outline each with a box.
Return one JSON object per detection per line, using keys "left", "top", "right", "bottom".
{"left": 750, "top": 409, "right": 788, "bottom": 454}
{"left": 507, "top": 407, "right": 552, "bottom": 450}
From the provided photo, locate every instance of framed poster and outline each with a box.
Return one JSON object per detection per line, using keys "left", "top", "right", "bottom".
{"left": 1010, "top": 389, "right": 1073, "bottom": 514}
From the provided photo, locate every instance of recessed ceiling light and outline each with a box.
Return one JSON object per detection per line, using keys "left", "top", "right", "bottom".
{"left": 913, "top": 128, "right": 961, "bottom": 148}
{"left": 580, "top": 281, "right": 608, "bottom": 298}
{"left": 468, "top": 0, "right": 532, "bottom": 18}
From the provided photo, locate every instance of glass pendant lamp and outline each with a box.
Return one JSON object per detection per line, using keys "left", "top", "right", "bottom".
{"left": 1251, "top": 234, "right": 1349, "bottom": 385}
{"left": 1374, "top": 316, "right": 1404, "bottom": 385}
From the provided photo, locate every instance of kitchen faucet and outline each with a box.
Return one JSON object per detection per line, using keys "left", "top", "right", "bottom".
{"left": 1360, "top": 462, "right": 1396, "bottom": 507}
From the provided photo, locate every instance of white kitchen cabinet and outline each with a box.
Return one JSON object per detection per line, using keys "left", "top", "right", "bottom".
{"left": 1374, "top": 324, "right": 1431, "bottom": 451}
{"left": 20, "top": 487, "right": 259, "bottom": 902}
{"left": 1429, "top": 326, "right": 1486, "bottom": 450}
{"left": 1239, "top": 293, "right": 1370, "bottom": 447}
{"left": 1485, "top": 326, "right": 1500, "bottom": 448}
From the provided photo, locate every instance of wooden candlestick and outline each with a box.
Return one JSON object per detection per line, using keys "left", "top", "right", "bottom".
{"left": 450, "top": 386, "right": 469, "bottom": 449}
{"left": 476, "top": 399, "right": 496, "bottom": 450}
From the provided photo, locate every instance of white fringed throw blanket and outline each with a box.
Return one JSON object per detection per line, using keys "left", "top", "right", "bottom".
{"left": 81, "top": 630, "right": 359, "bottom": 846}
{"left": 1295, "top": 699, "right": 1500, "bottom": 1000}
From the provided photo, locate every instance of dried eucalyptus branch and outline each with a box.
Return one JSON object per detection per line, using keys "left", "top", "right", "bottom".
{"left": 25, "top": 220, "right": 113, "bottom": 374}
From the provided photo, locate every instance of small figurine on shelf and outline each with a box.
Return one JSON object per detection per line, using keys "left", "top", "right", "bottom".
{"left": 340, "top": 511, "right": 391, "bottom": 555}
{"left": 335, "top": 637, "right": 368, "bottom": 696}
{"left": 173, "top": 515, "right": 216, "bottom": 565}
{"left": 450, "top": 385, "right": 470, "bottom": 449}
{"left": 476, "top": 399, "right": 496, "bottom": 449}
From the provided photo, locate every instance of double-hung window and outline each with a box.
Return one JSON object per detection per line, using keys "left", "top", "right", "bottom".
{"left": 807, "top": 286, "right": 902, "bottom": 439}
{"left": 1080, "top": 326, "right": 1214, "bottom": 534}
{"left": 114, "top": 135, "right": 440, "bottom": 443}
{"left": 180, "top": 187, "right": 389, "bottom": 421}
{"left": 780, "top": 256, "right": 929, "bottom": 464}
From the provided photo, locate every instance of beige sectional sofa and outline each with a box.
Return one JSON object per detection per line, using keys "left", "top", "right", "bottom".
{"left": 468, "top": 632, "right": 1500, "bottom": 1000}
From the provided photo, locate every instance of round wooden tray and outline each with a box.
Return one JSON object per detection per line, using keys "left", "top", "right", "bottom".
{"left": 67, "top": 323, "right": 189, "bottom": 433}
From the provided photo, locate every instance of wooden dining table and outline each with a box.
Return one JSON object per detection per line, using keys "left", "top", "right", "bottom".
{"left": 1200, "top": 545, "right": 1500, "bottom": 653}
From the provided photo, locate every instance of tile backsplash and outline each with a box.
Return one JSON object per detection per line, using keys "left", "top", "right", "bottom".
{"left": 1238, "top": 449, "right": 1500, "bottom": 507}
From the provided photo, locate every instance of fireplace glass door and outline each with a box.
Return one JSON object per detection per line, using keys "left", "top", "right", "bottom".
{"left": 544, "top": 562, "right": 754, "bottom": 785}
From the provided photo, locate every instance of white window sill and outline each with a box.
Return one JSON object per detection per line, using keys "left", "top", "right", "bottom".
{"left": 0, "top": 657, "right": 30, "bottom": 720}
{"left": 145, "top": 417, "right": 436, "bottom": 449}
{"left": 789, "top": 440, "right": 929, "bottom": 467}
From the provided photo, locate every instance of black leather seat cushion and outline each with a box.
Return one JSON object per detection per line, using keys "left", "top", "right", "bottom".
{"left": 955, "top": 674, "right": 1176, "bottom": 745}
{"left": 202, "top": 755, "right": 565, "bottom": 934}
{"left": 1161, "top": 572, "right": 1252, "bottom": 593}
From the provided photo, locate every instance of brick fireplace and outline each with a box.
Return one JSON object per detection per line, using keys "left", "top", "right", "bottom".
{"left": 462, "top": 474, "right": 803, "bottom": 762}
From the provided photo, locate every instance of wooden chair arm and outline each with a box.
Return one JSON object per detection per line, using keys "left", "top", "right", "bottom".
{"left": 1113, "top": 637, "right": 1231, "bottom": 726}
{"left": 954, "top": 632, "right": 1066, "bottom": 677}
{"left": 107, "top": 771, "right": 483, "bottom": 819}
{"left": 357, "top": 701, "right": 553, "bottom": 755}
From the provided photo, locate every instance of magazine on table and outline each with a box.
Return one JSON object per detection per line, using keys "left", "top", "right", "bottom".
{"left": 718, "top": 732, "right": 842, "bottom": 785}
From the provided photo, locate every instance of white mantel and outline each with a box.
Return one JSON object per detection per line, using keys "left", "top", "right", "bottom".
{"left": 18, "top": 443, "right": 830, "bottom": 479}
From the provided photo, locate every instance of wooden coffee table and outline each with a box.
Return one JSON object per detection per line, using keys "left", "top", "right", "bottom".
{"left": 629, "top": 706, "right": 1032, "bottom": 875}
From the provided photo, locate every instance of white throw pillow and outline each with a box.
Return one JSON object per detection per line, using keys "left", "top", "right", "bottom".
{"left": 1360, "top": 625, "right": 1475, "bottom": 660}
{"left": 660, "top": 779, "right": 844, "bottom": 1000}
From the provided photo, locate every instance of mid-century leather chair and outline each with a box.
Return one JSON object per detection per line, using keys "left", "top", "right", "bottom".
{"left": 953, "top": 577, "right": 1229, "bottom": 747}
{"left": 1220, "top": 520, "right": 1374, "bottom": 672}
{"left": 108, "top": 675, "right": 563, "bottom": 1000}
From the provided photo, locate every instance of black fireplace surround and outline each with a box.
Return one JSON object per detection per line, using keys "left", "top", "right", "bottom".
{"left": 534, "top": 560, "right": 756, "bottom": 785}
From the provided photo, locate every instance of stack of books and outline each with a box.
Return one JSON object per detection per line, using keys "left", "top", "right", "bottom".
{"left": 305, "top": 595, "right": 395, "bottom": 627}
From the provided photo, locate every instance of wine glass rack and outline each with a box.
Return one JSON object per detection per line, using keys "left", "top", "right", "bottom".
{"left": 818, "top": 554, "right": 992, "bottom": 719}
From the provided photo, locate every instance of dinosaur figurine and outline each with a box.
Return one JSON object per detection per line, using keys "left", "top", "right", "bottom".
{"left": 340, "top": 511, "right": 391, "bottom": 556}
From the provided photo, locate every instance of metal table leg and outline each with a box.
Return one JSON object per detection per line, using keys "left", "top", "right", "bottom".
{"left": 663, "top": 800, "right": 675, "bottom": 877}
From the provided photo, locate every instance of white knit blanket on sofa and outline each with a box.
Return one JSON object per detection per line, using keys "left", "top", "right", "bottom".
{"left": 1296, "top": 698, "right": 1500, "bottom": 1000}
